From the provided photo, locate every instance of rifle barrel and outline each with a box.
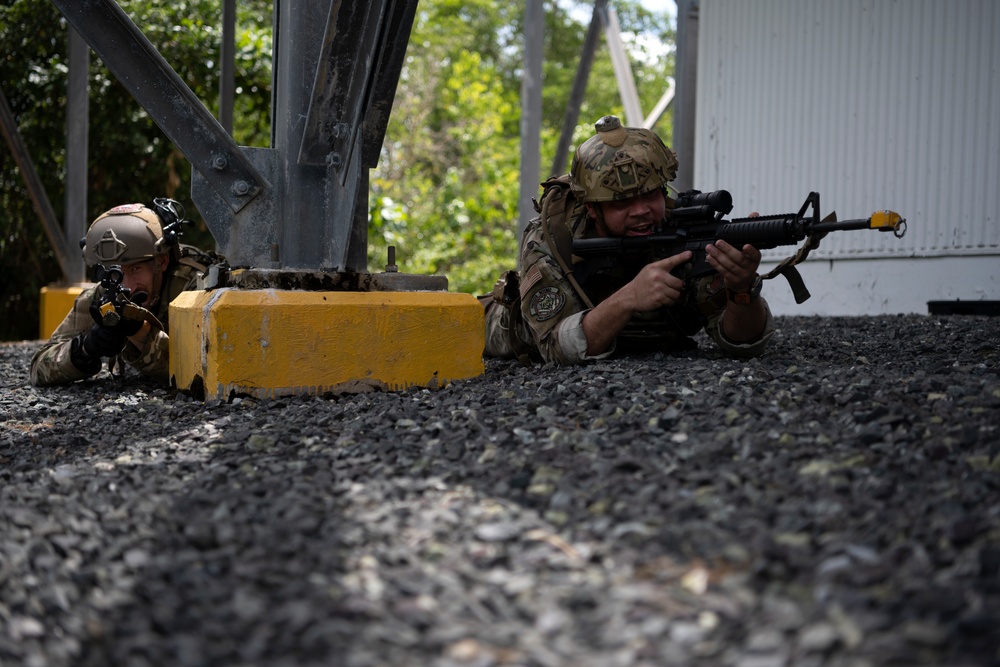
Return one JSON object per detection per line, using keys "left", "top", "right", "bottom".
{"left": 808, "top": 218, "right": 872, "bottom": 234}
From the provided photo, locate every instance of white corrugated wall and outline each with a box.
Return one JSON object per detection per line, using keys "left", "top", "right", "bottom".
{"left": 694, "top": 0, "right": 999, "bottom": 314}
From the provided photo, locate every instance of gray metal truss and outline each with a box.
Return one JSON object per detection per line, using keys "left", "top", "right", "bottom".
{"left": 50, "top": 0, "right": 417, "bottom": 272}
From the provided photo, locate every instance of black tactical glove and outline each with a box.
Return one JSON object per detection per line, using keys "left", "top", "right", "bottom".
{"left": 69, "top": 325, "right": 127, "bottom": 374}
{"left": 81, "top": 324, "right": 128, "bottom": 357}
{"left": 67, "top": 296, "right": 146, "bottom": 373}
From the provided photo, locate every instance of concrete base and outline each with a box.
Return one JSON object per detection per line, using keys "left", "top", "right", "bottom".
{"left": 39, "top": 284, "right": 93, "bottom": 339}
{"left": 169, "top": 289, "right": 485, "bottom": 399}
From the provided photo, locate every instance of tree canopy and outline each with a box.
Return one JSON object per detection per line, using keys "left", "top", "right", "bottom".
{"left": 0, "top": 0, "right": 673, "bottom": 341}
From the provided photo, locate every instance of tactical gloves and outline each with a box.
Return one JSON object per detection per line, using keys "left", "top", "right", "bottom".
{"left": 68, "top": 300, "right": 145, "bottom": 374}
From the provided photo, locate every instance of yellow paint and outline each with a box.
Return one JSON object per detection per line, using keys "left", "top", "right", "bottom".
{"left": 170, "top": 289, "right": 486, "bottom": 399}
{"left": 39, "top": 284, "right": 92, "bottom": 339}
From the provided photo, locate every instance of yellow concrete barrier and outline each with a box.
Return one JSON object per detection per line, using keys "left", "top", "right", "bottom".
{"left": 39, "top": 284, "right": 92, "bottom": 339}
{"left": 170, "top": 289, "right": 485, "bottom": 399}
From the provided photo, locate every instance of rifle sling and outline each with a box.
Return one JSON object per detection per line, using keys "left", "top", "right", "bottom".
{"left": 760, "top": 231, "right": 829, "bottom": 304}
{"left": 120, "top": 302, "right": 165, "bottom": 332}
{"left": 539, "top": 182, "right": 595, "bottom": 310}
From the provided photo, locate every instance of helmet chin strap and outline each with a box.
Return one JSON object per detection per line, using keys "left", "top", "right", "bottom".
{"left": 145, "top": 255, "right": 167, "bottom": 309}
{"left": 661, "top": 187, "right": 676, "bottom": 226}
{"left": 587, "top": 203, "right": 611, "bottom": 237}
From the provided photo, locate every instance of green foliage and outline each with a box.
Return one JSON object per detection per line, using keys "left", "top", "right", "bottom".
{"left": 1, "top": 0, "right": 673, "bottom": 340}
{"left": 369, "top": 0, "right": 675, "bottom": 295}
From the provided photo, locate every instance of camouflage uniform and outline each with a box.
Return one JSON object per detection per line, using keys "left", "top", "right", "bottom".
{"left": 483, "top": 216, "right": 774, "bottom": 364}
{"left": 484, "top": 115, "right": 773, "bottom": 365}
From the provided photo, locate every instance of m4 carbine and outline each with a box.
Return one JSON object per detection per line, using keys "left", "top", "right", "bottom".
{"left": 571, "top": 190, "right": 907, "bottom": 303}
{"left": 91, "top": 264, "right": 163, "bottom": 330}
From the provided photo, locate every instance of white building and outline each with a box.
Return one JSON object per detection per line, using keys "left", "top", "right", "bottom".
{"left": 692, "top": 0, "right": 999, "bottom": 315}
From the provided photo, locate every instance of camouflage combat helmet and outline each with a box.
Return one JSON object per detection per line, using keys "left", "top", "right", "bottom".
{"left": 82, "top": 203, "right": 167, "bottom": 268}
{"left": 570, "top": 116, "right": 678, "bottom": 203}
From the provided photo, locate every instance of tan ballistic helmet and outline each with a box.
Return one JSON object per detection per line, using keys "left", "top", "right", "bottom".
{"left": 82, "top": 204, "right": 167, "bottom": 267}
{"left": 570, "top": 116, "right": 679, "bottom": 203}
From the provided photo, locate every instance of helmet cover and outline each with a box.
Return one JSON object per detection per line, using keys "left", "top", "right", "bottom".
{"left": 570, "top": 116, "right": 678, "bottom": 203}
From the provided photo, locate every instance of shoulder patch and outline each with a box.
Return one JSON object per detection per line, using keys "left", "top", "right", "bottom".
{"left": 106, "top": 203, "right": 145, "bottom": 215}
{"left": 528, "top": 286, "right": 566, "bottom": 322}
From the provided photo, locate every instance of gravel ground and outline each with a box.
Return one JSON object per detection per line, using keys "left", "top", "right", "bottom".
{"left": 1, "top": 314, "right": 998, "bottom": 667}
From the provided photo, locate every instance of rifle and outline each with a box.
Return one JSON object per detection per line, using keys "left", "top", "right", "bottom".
{"left": 571, "top": 190, "right": 906, "bottom": 303}
{"left": 91, "top": 263, "right": 164, "bottom": 331}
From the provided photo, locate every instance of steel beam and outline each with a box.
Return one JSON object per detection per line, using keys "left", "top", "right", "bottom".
{"left": 551, "top": 0, "right": 607, "bottom": 177}
{"left": 194, "top": 0, "right": 418, "bottom": 271}
{"left": 357, "top": 0, "right": 418, "bottom": 170}
{"left": 299, "top": 1, "right": 384, "bottom": 170}
{"left": 271, "top": 0, "right": 346, "bottom": 269}
{"left": 0, "top": 85, "right": 73, "bottom": 280}
{"left": 64, "top": 27, "right": 88, "bottom": 283}
{"left": 520, "top": 0, "right": 544, "bottom": 241}
{"left": 643, "top": 81, "right": 675, "bottom": 130}
{"left": 296, "top": 0, "right": 418, "bottom": 171}
{"left": 50, "top": 0, "right": 268, "bottom": 214}
{"left": 599, "top": 5, "right": 643, "bottom": 128}
{"left": 674, "top": 0, "right": 699, "bottom": 192}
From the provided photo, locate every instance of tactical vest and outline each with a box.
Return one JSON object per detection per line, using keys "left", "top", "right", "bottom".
{"left": 156, "top": 244, "right": 222, "bottom": 330}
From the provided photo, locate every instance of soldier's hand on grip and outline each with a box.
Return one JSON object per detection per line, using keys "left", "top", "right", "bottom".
{"left": 69, "top": 322, "right": 127, "bottom": 374}
{"left": 628, "top": 250, "right": 693, "bottom": 311}
{"left": 88, "top": 295, "right": 145, "bottom": 337}
{"left": 79, "top": 324, "right": 128, "bottom": 359}
{"left": 705, "top": 240, "right": 762, "bottom": 293}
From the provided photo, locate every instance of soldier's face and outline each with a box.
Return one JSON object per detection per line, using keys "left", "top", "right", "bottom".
{"left": 589, "top": 189, "right": 666, "bottom": 238}
{"left": 122, "top": 255, "right": 168, "bottom": 299}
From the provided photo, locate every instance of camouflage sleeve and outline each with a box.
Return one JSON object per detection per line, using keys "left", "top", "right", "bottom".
{"left": 703, "top": 293, "right": 776, "bottom": 358}
{"left": 120, "top": 328, "right": 171, "bottom": 383}
{"left": 549, "top": 311, "right": 616, "bottom": 363}
{"left": 30, "top": 288, "right": 99, "bottom": 386}
{"left": 517, "top": 222, "right": 614, "bottom": 365}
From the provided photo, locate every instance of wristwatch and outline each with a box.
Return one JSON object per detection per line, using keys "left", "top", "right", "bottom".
{"left": 727, "top": 275, "right": 763, "bottom": 305}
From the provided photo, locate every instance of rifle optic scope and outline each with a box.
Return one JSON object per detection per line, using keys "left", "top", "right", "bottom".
{"left": 675, "top": 189, "right": 733, "bottom": 215}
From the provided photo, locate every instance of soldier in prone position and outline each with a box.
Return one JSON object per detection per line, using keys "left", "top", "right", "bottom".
{"left": 482, "top": 116, "right": 774, "bottom": 365}
{"left": 31, "top": 200, "right": 219, "bottom": 386}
